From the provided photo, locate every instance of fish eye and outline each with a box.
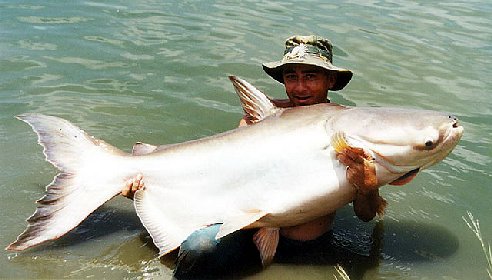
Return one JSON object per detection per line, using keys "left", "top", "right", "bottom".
{"left": 425, "top": 140, "right": 433, "bottom": 147}
{"left": 415, "top": 137, "right": 437, "bottom": 151}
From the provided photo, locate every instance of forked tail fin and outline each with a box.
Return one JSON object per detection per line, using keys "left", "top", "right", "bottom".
{"left": 6, "top": 114, "right": 129, "bottom": 251}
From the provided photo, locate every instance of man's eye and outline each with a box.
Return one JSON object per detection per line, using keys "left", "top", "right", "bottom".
{"left": 305, "top": 74, "right": 316, "bottom": 80}
{"left": 284, "top": 75, "right": 297, "bottom": 81}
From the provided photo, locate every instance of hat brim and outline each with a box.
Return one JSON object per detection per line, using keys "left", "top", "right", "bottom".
{"left": 262, "top": 59, "right": 353, "bottom": 91}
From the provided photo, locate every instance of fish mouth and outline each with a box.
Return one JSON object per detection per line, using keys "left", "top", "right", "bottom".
{"left": 389, "top": 168, "right": 420, "bottom": 186}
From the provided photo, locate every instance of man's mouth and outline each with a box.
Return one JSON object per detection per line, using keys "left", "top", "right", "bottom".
{"left": 295, "top": 95, "right": 310, "bottom": 100}
{"left": 294, "top": 96, "right": 312, "bottom": 104}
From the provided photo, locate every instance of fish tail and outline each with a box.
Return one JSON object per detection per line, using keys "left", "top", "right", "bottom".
{"left": 6, "top": 113, "right": 129, "bottom": 251}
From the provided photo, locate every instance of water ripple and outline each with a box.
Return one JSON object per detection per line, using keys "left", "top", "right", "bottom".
{"left": 1, "top": 1, "right": 491, "bottom": 279}
{"left": 18, "top": 16, "right": 90, "bottom": 24}
{"left": 43, "top": 56, "right": 129, "bottom": 70}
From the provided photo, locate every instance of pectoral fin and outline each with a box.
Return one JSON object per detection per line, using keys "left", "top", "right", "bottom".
{"left": 216, "top": 209, "right": 267, "bottom": 240}
{"left": 253, "top": 227, "right": 279, "bottom": 266}
{"left": 333, "top": 132, "right": 378, "bottom": 191}
{"left": 332, "top": 131, "right": 351, "bottom": 153}
{"left": 132, "top": 142, "right": 157, "bottom": 155}
{"left": 132, "top": 142, "right": 179, "bottom": 155}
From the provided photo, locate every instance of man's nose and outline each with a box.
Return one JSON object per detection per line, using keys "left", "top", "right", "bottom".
{"left": 293, "top": 78, "right": 308, "bottom": 93}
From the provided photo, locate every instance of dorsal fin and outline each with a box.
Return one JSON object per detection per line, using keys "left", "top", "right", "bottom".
{"left": 229, "top": 76, "right": 280, "bottom": 123}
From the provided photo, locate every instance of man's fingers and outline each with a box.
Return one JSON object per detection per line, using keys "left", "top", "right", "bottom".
{"left": 132, "top": 178, "right": 139, "bottom": 191}
{"left": 121, "top": 174, "right": 145, "bottom": 199}
{"left": 338, "top": 152, "right": 362, "bottom": 167}
{"left": 337, "top": 150, "right": 364, "bottom": 166}
{"left": 346, "top": 148, "right": 366, "bottom": 163}
{"left": 132, "top": 173, "right": 145, "bottom": 191}
{"left": 121, "top": 178, "right": 134, "bottom": 198}
{"left": 121, "top": 189, "right": 129, "bottom": 197}
{"left": 336, "top": 153, "right": 351, "bottom": 166}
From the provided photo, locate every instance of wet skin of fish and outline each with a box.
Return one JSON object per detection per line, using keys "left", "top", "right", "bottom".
{"left": 6, "top": 76, "right": 463, "bottom": 266}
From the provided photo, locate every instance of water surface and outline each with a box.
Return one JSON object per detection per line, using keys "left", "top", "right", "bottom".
{"left": 1, "top": 1, "right": 491, "bottom": 279}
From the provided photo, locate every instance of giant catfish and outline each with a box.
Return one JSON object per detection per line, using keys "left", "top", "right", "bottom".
{"left": 6, "top": 76, "right": 463, "bottom": 265}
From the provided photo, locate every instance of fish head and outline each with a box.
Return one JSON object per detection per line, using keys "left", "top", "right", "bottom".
{"left": 331, "top": 107, "right": 464, "bottom": 186}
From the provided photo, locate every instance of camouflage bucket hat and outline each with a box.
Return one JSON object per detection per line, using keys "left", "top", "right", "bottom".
{"left": 263, "top": 35, "right": 353, "bottom": 91}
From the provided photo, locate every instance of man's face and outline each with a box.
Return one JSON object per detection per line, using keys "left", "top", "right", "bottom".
{"left": 282, "top": 64, "right": 335, "bottom": 106}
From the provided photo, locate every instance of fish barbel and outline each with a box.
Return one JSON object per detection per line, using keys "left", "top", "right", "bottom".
{"left": 6, "top": 76, "right": 463, "bottom": 265}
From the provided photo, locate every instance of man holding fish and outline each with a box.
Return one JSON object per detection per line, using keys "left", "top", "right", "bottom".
{"left": 8, "top": 33, "right": 463, "bottom": 279}
{"left": 122, "top": 35, "right": 358, "bottom": 276}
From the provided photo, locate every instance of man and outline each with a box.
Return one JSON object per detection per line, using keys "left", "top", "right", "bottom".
{"left": 238, "top": 35, "right": 353, "bottom": 242}
{"left": 122, "top": 35, "right": 354, "bottom": 278}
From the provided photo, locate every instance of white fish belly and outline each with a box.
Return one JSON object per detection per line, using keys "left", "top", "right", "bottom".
{"left": 131, "top": 116, "right": 354, "bottom": 231}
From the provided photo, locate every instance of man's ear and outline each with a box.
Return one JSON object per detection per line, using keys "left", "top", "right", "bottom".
{"left": 327, "top": 71, "right": 337, "bottom": 89}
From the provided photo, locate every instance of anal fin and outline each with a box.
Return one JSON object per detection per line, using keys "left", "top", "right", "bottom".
{"left": 253, "top": 227, "right": 280, "bottom": 266}
{"left": 216, "top": 209, "right": 267, "bottom": 240}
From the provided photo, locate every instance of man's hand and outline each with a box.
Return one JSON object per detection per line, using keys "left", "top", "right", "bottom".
{"left": 336, "top": 147, "right": 378, "bottom": 191}
{"left": 121, "top": 173, "right": 144, "bottom": 200}
{"left": 336, "top": 148, "right": 387, "bottom": 221}
{"left": 353, "top": 189, "right": 387, "bottom": 222}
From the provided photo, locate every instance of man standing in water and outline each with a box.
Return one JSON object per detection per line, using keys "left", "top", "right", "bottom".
{"left": 122, "top": 35, "right": 354, "bottom": 278}
{"left": 237, "top": 34, "right": 353, "bottom": 242}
